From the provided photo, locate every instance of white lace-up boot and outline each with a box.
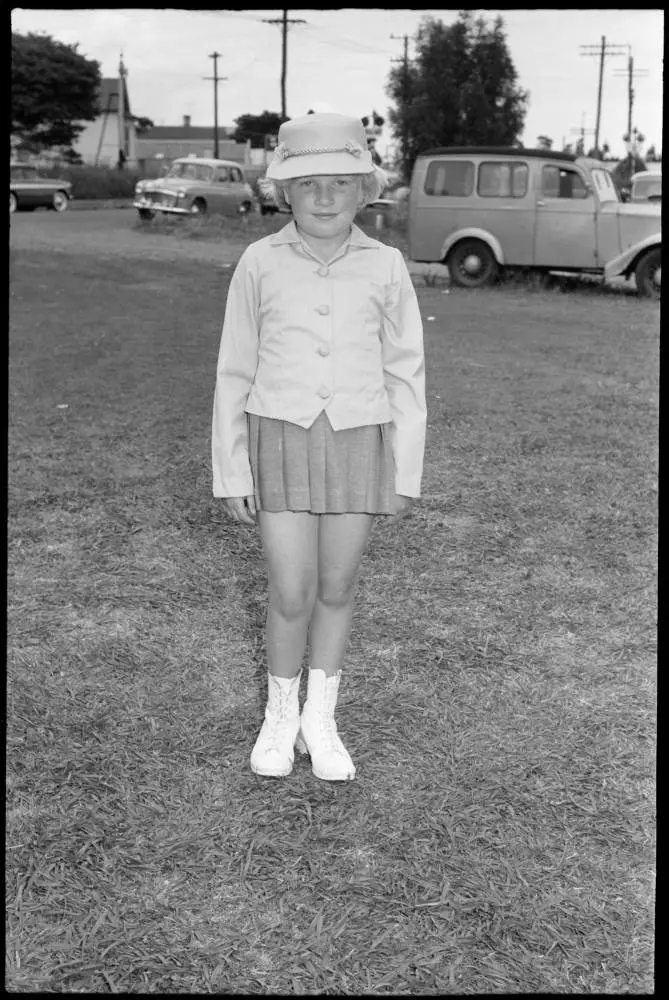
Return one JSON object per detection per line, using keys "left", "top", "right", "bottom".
{"left": 250, "top": 671, "right": 302, "bottom": 777}
{"left": 296, "top": 669, "right": 356, "bottom": 781}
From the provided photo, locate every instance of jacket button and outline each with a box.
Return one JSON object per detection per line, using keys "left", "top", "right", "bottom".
{"left": 317, "top": 385, "right": 331, "bottom": 398}
{"left": 316, "top": 304, "right": 330, "bottom": 315}
{"left": 317, "top": 266, "right": 329, "bottom": 277}
{"left": 317, "top": 345, "right": 330, "bottom": 357}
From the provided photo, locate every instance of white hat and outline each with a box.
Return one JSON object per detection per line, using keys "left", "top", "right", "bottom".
{"left": 266, "top": 112, "right": 375, "bottom": 180}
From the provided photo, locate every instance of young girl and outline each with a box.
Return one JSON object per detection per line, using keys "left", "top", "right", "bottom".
{"left": 212, "top": 112, "right": 426, "bottom": 781}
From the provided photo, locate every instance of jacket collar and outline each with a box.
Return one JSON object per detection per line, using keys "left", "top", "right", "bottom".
{"left": 269, "top": 219, "right": 380, "bottom": 249}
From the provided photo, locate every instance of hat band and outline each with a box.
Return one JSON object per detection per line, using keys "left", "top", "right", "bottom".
{"left": 274, "top": 140, "right": 364, "bottom": 162}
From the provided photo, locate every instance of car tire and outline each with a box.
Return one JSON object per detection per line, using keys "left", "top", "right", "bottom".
{"left": 137, "top": 208, "right": 154, "bottom": 220}
{"left": 190, "top": 198, "right": 207, "bottom": 215}
{"left": 635, "top": 248, "right": 661, "bottom": 299}
{"left": 448, "top": 239, "right": 499, "bottom": 289}
{"left": 52, "top": 191, "right": 69, "bottom": 212}
{"left": 10, "top": 192, "right": 18, "bottom": 214}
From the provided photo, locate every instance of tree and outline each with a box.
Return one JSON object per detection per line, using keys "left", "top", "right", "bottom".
{"left": 11, "top": 31, "right": 101, "bottom": 153}
{"left": 386, "top": 11, "right": 529, "bottom": 180}
{"left": 586, "top": 142, "right": 610, "bottom": 160}
{"left": 645, "top": 144, "right": 658, "bottom": 161}
{"left": 536, "top": 135, "right": 553, "bottom": 150}
{"left": 133, "top": 116, "right": 155, "bottom": 136}
{"left": 231, "top": 110, "right": 288, "bottom": 148}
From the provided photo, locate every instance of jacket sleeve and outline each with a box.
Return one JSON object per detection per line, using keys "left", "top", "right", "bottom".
{"left": 381, "top": 249, "right": 427, "bottom": 498}
{"left": 212, "top": 248, "right": 260, "bottom": 497}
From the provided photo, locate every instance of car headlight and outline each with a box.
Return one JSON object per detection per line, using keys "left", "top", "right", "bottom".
{"left": 176, "top": 190, "right": 187, "bottom": 200}
{"left": 135, "top": 183, "right": 144, "bottom": 193}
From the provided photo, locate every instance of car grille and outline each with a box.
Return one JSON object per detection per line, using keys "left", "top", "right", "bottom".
{"left": 148, "top": 191, "right": 177, "bottom": 207}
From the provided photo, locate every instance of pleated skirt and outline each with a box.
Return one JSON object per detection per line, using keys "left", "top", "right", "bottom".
{"left": 248, "top": 411, "right": 395, "bottom": 515}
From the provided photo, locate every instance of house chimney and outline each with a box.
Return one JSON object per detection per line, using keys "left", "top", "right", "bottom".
{"left": 183, "top": 115, "right": 191, "bottom": 128}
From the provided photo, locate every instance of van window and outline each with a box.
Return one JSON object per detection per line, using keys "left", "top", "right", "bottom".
{"left": 213, "top": 167, "right": 229, "bottom": 183}
{"left": 230, "top": 167, "right": 243, "bottom": 183}
{"left": 542, "top": 165, "right": 589, "bottom": 199}
{"left": 424, "top": 160, "right": 474, "bottom": 197}
{"left": 478, "top": 161, "right": 528, "bottom": 198}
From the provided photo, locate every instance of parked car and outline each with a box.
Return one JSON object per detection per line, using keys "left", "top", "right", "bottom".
{"left": 10, "top": 162, "right": 73, "bottom": 214}
{"left": 629, "top": 170, "right": 661, "bottom": 204}
{"left": 133, "top": 157, "right": 255, "bottom": 219}
{"left": 408, "top": 147, "right": 661, "bottom": 297}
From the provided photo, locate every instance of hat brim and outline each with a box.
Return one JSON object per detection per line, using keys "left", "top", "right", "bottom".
{"left": 265, "top": 149, "right": 375, "bottom": 180}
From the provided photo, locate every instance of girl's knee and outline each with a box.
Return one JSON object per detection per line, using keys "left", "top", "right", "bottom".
{"left": 269, "top": 584, "right": 316, "bottom": 621}
{"left": 317, "top": 577, "right": 356, "bottom": 609}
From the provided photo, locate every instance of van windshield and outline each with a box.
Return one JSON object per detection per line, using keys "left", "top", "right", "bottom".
{"left": 591, "top": 168, "right": 619, "bottom": 203}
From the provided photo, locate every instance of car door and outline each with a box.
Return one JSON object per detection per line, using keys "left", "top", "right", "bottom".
{"left": 533, "top": 163, "right": 598, "bottom": 268}
{"left": 210, "top": 165, "right": 231, "bottom": 213}
{"left": 229, "top": 166, "right": 247, "bottom": 211}
{"left": 474, "top": 159, "right": 535, "bottom": 265}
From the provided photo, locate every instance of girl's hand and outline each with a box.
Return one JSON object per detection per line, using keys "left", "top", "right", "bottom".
{"left": 390, "top": 494, "right": 413, "bottom": 519}
{"left": 223, "top": 495, "right": 257, "bottom": 525}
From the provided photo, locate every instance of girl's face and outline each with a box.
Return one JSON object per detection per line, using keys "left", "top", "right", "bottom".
{"left": 286, "top": 174, "right": 363, "bottom": 243}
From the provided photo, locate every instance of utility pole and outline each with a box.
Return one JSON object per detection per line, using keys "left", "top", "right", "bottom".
{"left": 390, "top": 33, "right": 411, "bottom": 178}
{"left": 613, "top": 47, "right": 649, "bottom": 140}
{"left": 117, "top": 51, "right": 126, "bottom": 168}
{"left": 570, "top": 113, "right": 595, "bottom": 155}
{"left": 262, "top": 9, "right": 306, "bottom": 118}
{"left": 203, "top": 52, "right": 228, "bottom": 158}
{"left": 579, "top": 36, "right": 627, "bottom": 154}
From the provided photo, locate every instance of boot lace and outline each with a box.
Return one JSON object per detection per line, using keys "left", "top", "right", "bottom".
{"left": 313, "top": 712, "right": 348, "bottom": 757}
{"left": 263, "top": 690, "right": 297, "bottom": 755}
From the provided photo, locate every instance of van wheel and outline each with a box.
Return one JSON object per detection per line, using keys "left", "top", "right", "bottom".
{"left": 448, "top": 239, "right": 499, "bottom": 288}
{"left": 635, "top": 248, "right": 661, "bottom": 299}
{"left": 138, "top": 208, "right": 154, "bottom": 220}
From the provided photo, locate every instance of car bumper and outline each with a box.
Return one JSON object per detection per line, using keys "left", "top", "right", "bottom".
{"left": 133, "top": 198, "right": 190, "bottom": 215}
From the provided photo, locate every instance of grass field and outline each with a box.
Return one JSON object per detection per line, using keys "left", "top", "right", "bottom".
{"left": 7, "top": 217, "right": 657, "bottom": 994}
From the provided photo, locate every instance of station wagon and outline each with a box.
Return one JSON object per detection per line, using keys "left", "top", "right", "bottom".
{"left": 408, "top": 148, "right": 661, "bottom": 296}
{"left": 134, "top": 156, "right": 255, "bottom": 219}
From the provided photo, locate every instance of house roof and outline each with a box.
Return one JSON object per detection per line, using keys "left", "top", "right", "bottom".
{"left": 142, "top": 125, "right": 235, "bottom": 140}
{"left": 97, "top": 77, "right": 132, "bottom": 118}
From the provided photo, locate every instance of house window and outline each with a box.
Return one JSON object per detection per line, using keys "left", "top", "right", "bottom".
{"left": 424, "top": 160, "right": 474, "bottom": 197}
{"left": 478, "top": 161, "right": 528, "bottom": 198}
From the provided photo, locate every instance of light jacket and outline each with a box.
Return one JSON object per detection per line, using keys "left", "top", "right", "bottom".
{"left": 212, "top": 221, "right": 426, "bottom": 498}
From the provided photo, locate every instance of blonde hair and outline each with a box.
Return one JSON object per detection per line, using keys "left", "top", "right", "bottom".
{"left": 259, "top": 166, "right": 388, "bottom": 213}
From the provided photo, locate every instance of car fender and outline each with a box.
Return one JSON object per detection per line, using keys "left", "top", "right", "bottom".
{"left": 440, "top": 228, "right": 505, "bottom": 266}
{"left": 604, "top": 233, "right": 661, "bottom": 280}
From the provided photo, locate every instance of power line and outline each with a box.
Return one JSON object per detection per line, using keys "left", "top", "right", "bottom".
{"left": 262, "top": 9, "right": 307, "bottom": 118}
{"left": 579, "top": 36, "right": 627, "bottom": 153}
{"left": 203, "top": 51, "right": 228, "bottom": 158}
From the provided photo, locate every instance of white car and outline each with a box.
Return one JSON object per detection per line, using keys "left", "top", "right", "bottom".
{"left": 630, "top": 171, "right": 661, "bottom": 204}
{"left": 134, "top": 157, "right": 255, "bottom": 219}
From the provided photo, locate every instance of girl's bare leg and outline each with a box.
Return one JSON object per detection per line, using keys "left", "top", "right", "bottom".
{"left": 308, "top": 513, "right": 374, "bottom": 676}
{"left": 258, "top": 511, "right": 319, "bottom": 678}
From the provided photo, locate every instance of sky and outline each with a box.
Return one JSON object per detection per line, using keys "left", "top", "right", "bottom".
{"left": 11, "top": 7, "right": 664, "bottom": 160}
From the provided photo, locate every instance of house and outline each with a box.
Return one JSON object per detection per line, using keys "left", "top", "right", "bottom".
{"left": 135, "top": 117, "right": 250, "bottom": 170}
{"left": 72, "top": 77, "right": 138, "bottom": 167}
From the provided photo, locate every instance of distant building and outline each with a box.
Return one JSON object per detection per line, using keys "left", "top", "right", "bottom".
{"left": 73, "top": 76, "right": 138, "bottom": 167}
{"left": 135, "top": 117, "right": 249, "bottom": 169}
